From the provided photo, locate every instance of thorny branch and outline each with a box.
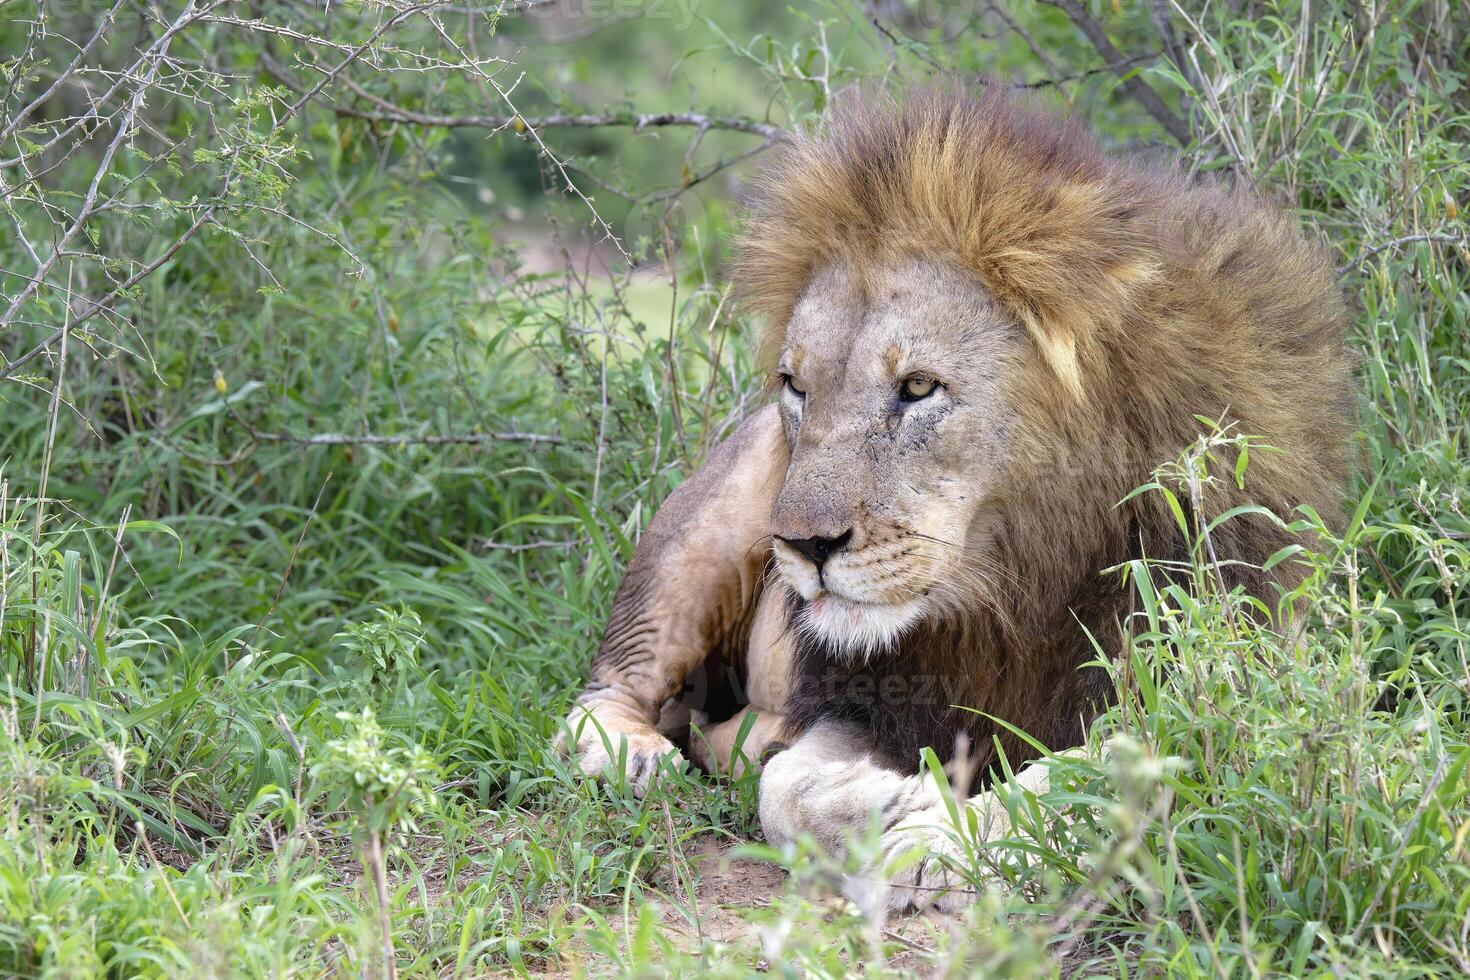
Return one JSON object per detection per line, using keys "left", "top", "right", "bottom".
{"left": 259, "top": 49, "right": 784, "bottom": 139}
{"left": 248, "top": 429, "right": 565, "bottom": 448}
{"left": 0, "top": 0, "right": 781, "bottom": 387}
{"left": 1342, "top": 231, "right": 1470, "bottom": 274}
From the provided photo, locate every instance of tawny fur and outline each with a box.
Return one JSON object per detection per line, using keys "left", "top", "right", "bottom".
{"left": 732, "top": 83, "right": 1356, "bottom": 773}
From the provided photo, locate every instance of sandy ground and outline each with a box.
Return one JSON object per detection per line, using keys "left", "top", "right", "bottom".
{"left": 526, "top": 835, "right": 965, "bottom": 975}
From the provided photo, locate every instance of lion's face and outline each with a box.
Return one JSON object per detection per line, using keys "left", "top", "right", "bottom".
{"left": 771, "top": 257, "right": 1023, "bottom": 657}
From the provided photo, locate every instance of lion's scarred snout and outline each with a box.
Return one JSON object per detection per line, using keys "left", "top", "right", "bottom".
{"left": 769, "top": 459, "right": 869, "bottom": 603}
{"left": 770, "top": 449, "right": 867, "bottom": 544}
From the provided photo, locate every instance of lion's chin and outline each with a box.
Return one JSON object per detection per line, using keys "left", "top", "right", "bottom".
{"left": 796, "top": 594, "right": 927, "bottom": 661}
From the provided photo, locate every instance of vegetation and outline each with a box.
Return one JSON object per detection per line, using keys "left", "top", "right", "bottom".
{"left": 1, "top": 0, "right": 1466, "bottom": 975}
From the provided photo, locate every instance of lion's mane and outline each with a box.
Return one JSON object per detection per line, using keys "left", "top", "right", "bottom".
{"left": 732, "top": 83, "right": 1355, "bottom": 772}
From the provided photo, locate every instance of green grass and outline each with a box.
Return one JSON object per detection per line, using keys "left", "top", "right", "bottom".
{"left": 2, "top": 0, "right": 1468, "bottom": 976}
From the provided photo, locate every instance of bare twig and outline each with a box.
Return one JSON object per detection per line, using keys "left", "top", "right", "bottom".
{"left": 479, "top": 538, "right": 578, "bottom": 553}
{"left": 1341, "top": 231, "right": 1470, "bottom": 273}
{"left": 136, "top": 820, "right": 192, "bottom": 925}
{"left": 306, "top": 96, "right": 787, "bottom": 142}
{"left": 986, "top": 0, "right": 1062, "bottom": 77}
{"left": 366, "top": 828, "right": 398, "bottom": 980}
{"left": 248, "top": 429, "right": 564, "bottom": 448}
{"left": 257, "top": 45, "right": 782, "bottom": 138}
{"left": 1040, "top": 0, "right": 1192, "bottom": 143}
{"left": 1018, "top": 50, "right": 1166, "bottom": 90}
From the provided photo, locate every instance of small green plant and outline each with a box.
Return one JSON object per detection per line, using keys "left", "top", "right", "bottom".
{"left": 334, "top": 603, "right": 427, "bottom": 690}
{"left": 313, "top": 706, "right": 439, "bottom": 979}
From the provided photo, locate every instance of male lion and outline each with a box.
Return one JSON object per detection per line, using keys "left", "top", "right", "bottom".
{"left": 560, "top": 85, "right": 1353, "bottom": 909}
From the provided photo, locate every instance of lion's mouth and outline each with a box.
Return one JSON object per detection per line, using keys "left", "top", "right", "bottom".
{"left": 808, "top": 593, "right": 875, "bottom": 617}
{"left": 807, "top": 593, "right": 851, "bottom": 622}
{"left": 797, "top": 592, "right": 927, "bottom": 657}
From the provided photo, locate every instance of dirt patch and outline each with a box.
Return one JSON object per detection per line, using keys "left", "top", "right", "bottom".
{"left": 464, "top": 824, "right": 961, "bottom": 974}
{"left": 646, "top": 837, "right": 960, "bottom": 969}
{"left": 660, "top": 836, "right": 789, "bottom": 948}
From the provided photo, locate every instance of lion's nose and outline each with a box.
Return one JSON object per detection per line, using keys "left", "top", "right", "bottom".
{"left": 776, "top": 528, "right": 853, "bottom": 572}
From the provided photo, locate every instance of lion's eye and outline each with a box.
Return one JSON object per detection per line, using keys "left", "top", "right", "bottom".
{"left": 899, "top": 376, "right": 937, "bottom": 402}
{"left": 783, "top": 374, "right": 806, "bottom": 399}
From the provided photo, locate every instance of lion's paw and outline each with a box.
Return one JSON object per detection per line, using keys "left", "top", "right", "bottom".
{"left": 570, "top": 726, "right": 684, "bottom": 796}
{"left": 557, "top": 701, "right": 685, "bottom": 797}
{"left": 878, "top": 809, "right": 977, "bottom": 913}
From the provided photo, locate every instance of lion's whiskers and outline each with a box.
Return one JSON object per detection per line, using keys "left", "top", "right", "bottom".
{"left": 900, "top": 548, "right": 1021, "bottom": 634}
{"left": 900, "top": 530, "right": 1029, "bottom": 596}
{"left": 831, "top": 545, "right": 1016, "bottom": 639}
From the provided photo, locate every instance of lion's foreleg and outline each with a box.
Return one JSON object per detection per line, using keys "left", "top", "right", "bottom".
{"left": 687, "top": 582, "right": 795, "bottom": 777}
{"left": 687, "top": 705, "right": 789, "bottom": 777}
{"left": 560, "top": 405, "right": 788, "bottom": 794}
